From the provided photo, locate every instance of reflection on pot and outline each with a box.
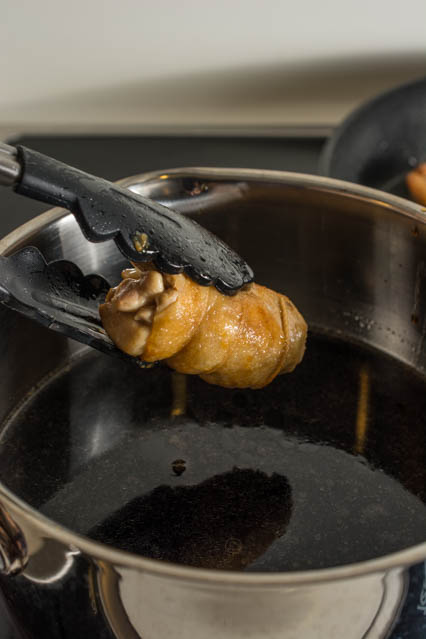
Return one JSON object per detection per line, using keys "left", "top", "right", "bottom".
{"left": 90, "top": 468, "right": 293, "bottom": 571}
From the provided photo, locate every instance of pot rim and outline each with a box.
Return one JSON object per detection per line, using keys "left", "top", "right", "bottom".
{"left": 1, "top": 166, "right": 426, "bottom": 587}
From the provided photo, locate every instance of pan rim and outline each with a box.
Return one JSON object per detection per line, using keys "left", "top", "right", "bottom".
{"left": 319, "top": 75, "right": 426, "bottom": 180}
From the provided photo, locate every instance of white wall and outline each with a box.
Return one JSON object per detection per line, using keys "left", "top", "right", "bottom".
{"left": 1, "top": 0, "right": 426, "bottom": 132}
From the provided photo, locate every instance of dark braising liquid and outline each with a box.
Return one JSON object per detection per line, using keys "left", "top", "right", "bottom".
{"left": 1, "top": 333, "right": 426, "bottom": 572}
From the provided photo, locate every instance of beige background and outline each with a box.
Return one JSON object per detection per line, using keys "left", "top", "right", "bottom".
{"left": 1, "top": 0, "right": 426, "bottom": 136}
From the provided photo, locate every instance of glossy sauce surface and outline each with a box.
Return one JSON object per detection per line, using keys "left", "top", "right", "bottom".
{"left": 1, "top": 333, "right": 425, "bottom": 572}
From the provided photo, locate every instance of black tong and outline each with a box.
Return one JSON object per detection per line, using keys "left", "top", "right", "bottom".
{"left": 0, "top": 144, "right": 254, "bottom": 361}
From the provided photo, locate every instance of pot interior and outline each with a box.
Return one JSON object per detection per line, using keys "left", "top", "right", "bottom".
{"left": 0, "top": 171, "right": 425, "bottom": 573}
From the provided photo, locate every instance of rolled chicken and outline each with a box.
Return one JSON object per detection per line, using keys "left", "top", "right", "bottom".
{"left": 99, "top": 263, "right": 307, "bottom": 389}
{"left": 406, "top": 163, "right": 426, "bottom": 205}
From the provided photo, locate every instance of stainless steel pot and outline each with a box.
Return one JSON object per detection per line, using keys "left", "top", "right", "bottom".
{"left": 0, "top": 168, "right": 426, "bottom": 639}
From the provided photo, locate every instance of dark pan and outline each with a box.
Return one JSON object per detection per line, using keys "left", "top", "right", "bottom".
{"left": 320, "top": 77, "right": 426, "bottom": 198}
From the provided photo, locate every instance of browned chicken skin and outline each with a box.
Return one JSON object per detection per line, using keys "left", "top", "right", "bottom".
{"left": 99, "top": 264, "right": 307, "bottom": 389}
{"left": 406, "top": 163, "right": 426, "bottom": 205}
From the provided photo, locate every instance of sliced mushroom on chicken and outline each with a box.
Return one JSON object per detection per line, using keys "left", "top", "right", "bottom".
{"left": 99, "top": 264, "right": 307, "bottom": 389}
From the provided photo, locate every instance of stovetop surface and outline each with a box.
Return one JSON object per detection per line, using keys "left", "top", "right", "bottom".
{"left": 0, "top": 132, "right": 424, "bottom": 639}
{"left": 0, "top": 132, "right": 325, "bottom": 237}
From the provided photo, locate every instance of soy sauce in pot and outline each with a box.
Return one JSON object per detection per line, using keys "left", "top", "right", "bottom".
{"left": 1, "top": 332, "right": 426, "bottom": 572}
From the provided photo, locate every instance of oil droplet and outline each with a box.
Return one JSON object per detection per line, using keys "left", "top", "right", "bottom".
{"left": 172, "top": 459, "right": 186, "bottom": 476}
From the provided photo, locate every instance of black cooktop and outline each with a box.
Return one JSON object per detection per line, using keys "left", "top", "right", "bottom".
{"left": 0, "top": 132, "right": 325, "bottom": 237}
{"left": 0, "top": 132, "right": 424, "bottom": 639}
